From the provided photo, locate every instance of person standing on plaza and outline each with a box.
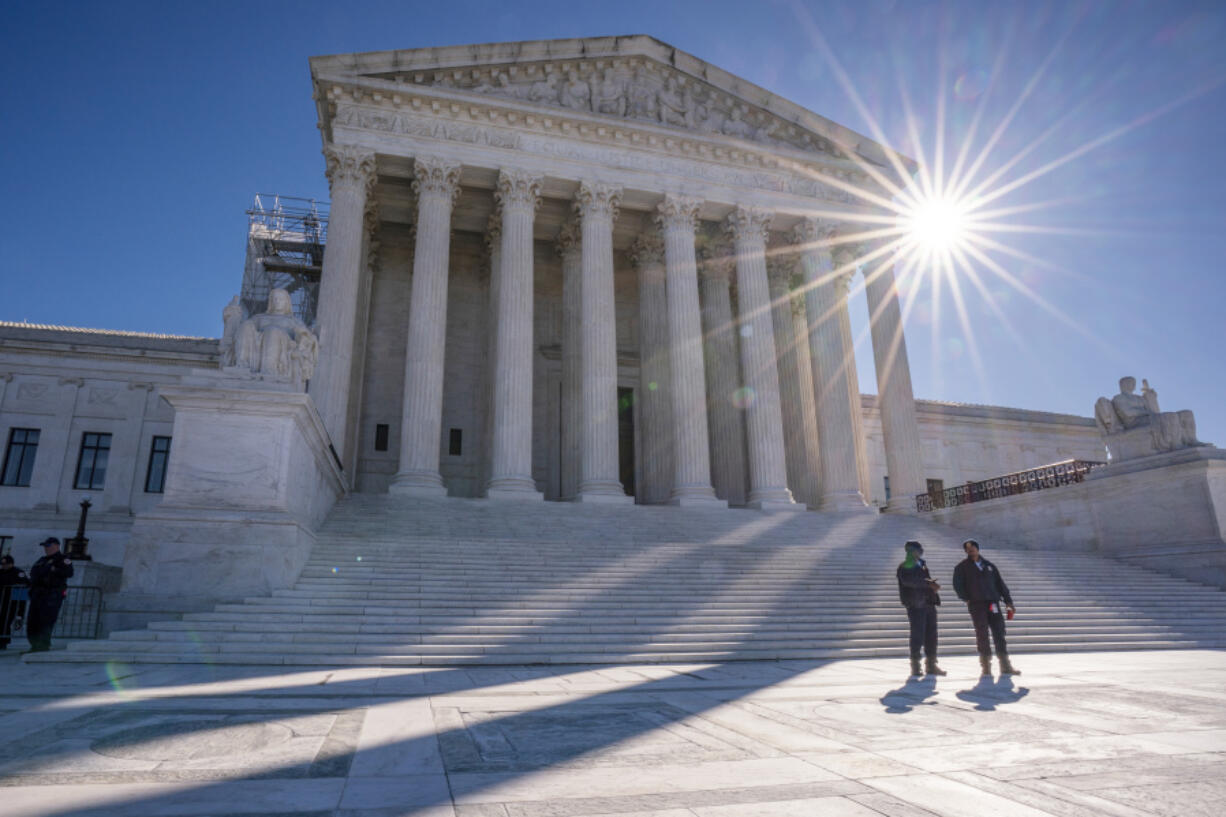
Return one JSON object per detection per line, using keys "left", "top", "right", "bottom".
{"left": 1, "top": 554, "right": 31, "bottom": 650}
{"left": 952, "top": 539, "right": 1020, "bottom": 676}
{"left": 27, "top": 537, "right": 74, "bottom": 653}
{"left": 896, "top": 540, "right": 946, "bottom": 678}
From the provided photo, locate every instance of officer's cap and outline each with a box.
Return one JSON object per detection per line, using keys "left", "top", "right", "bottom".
{"left": 39, "top": 537, "right": 60, "bottom": 547}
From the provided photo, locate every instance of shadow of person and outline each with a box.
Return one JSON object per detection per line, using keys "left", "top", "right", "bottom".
{"left": 879, "top": 674, "right": 939, "bottom": 714}
{"left": 956, "top": 673, "right": 1030, "bottom": 711}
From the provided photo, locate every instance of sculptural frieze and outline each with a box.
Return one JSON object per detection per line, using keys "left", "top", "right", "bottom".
{"left": 220, "top": 289, "right": 319, "bottom": 387}
{"left": 1094, "top": 376, "right": 1206, "bottom": 462}
{"left": 385, "top": 58, "right": 842, "bottom": 157}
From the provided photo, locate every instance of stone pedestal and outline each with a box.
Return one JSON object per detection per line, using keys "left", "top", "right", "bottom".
{"left": 1086, "top": 447, "right": 1226, "bottom": 586}
{"left": 122, "top": 385, "right": 345, "bottom": 600}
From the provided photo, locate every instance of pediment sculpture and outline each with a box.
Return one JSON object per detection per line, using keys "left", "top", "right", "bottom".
{"left": 392, "top": 60, "right": 838, "bottom": 156}
{"left": 219, "top": 289, "right": 318, "bottom": 386}
{"left": 1094, "top": 376, "right": 1205, "bottom": 462}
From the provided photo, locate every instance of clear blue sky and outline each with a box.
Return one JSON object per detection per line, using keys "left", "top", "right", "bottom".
{"left": 3, "top": 0, "right": 1224, "bottom": 446}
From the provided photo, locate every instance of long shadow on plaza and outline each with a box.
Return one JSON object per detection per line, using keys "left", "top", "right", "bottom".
{"left": 10, "top": 515, "right": 900, "bottom": 816}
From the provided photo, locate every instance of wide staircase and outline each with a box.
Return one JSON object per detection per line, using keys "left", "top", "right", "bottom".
{"left": 30, "top": 494, "right": 1226, "bottom": 665}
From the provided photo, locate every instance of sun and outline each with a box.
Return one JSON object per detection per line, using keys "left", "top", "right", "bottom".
{"left": 904, "top": 194, "right": 972, "bottom": 253}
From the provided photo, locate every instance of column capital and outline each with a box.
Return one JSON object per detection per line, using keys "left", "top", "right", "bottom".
{"left": 323, "top": 145, "right": 376, "bottom": 196}
{"left": 574, "top": 181, "right": 622, "bottom": 221}
{"left": 412, "top": 156, "right": 462, "bottom": 204}
{"left": 555, "top": 219, "right": 581, "bottom": 258}
{"left": 832, "top": 240, "right": 864, "bottom": 271}
{"left": 655, "top": 194, "right": 702, "bottom": 233}
{"left": 697, "top": 231, "right": 735, "bottom": 283}
{"left": 629, "top": 231, "right": 665, "bottom": 268}
{"left": 496, "top": 168, "right": 543, "bottom": 211}
{"left": 725, "top": 206, "right": 773, "bottom": 247}
{"left": 791, "top": 217, "right": 838, "bottom": 246}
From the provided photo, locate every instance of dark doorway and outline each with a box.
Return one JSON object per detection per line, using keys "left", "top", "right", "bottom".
{"left": 617, "top": 387, "right": 635, "bottom": 497}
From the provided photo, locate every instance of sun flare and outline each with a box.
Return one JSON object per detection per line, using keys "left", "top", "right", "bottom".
{"left": 904, "top": 194, "right": 972, "bottom": 252}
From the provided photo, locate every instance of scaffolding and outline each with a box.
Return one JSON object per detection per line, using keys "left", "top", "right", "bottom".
{"left": 241, "top": 194, "right": 329, "bottom": 327}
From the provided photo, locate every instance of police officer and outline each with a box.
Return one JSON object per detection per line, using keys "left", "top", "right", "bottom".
{"left": 952, "top": 539, "right": 1020, "bottom": 676}
{"left": 1, "top": 554, "right": 31, "bottom": 650}
{"left": 896, "top": 541, "right": 945, "bottom": 678}
{"left": 27, "top": 537, "right": 74, "bottom": 652}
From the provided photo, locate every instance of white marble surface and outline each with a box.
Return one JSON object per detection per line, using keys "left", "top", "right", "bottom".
{"left": 2, "top": 650, "right": 1224, "bottom": 816}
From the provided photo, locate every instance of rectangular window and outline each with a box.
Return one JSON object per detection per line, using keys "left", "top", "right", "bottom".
{"left": 926, "top": 478, "right": 945, "bottom": 495}
{"left": 73, "top": 432, "right": 112, "bottom": 490}
{"left": 448, "top": 428, "right": 462, "bottom": 456}
{"left": 374, "top": 424, "right": 389, "bottom": 452}
{"left": 1, "top": 428, "right": 40, "bottom": 487}
{"left": 883, "top": 475, "right": 890, "bottom": 501}
{"left": 144, "top": 435, "right": 172, "bottom": 493}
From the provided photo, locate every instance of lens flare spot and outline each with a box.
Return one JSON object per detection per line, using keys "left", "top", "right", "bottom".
{"left": 954, "top": 68, "right": 989, "bottom": 100}
{"left": 647, "top": 381, "right": 658, "bottom": 391}
{"left": 731, "top": 386, "right": 755, "bottom": 409}
{"left": 943, "top": 337, "right": 966, "bottom": 359}
{"left": 356, "top": 556, "right": 362, "bottom": 562}
{"left": 739, "top": 324, "right": 753, "bottom": 338}
{"left": 331, "top": 567, "right": 339, "bottom": 574}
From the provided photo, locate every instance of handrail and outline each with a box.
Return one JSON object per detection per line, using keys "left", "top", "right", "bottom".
{"left": 916, "top": 459, "right": 1106, "bottom": 512}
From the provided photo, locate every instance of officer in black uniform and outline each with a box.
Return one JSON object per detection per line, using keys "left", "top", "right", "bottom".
{"left": 27, "top": 537, "right": 74, "bottom": 652}
{"left": 1, "top": 554, "right": 31, "bottom": 650}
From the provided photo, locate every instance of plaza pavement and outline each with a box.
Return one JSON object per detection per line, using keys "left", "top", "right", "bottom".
{"left": 1, "top": 649, "right": 1224, "bottom": 817}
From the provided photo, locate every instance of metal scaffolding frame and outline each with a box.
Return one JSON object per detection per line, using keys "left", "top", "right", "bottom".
{"left": 241, "top": 194, "right": 329, "bottom": 327}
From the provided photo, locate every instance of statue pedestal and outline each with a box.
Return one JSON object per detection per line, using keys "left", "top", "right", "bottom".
{"left": 122, "top": 385, "right": 345, "bottom": 601}
{"left": 1085, "top": 446, "right": 1226, "bottom": 586}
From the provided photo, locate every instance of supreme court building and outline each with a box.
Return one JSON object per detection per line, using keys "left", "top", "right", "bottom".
{"left": 0, "top": 37, "right": 1103, "bottom": 582}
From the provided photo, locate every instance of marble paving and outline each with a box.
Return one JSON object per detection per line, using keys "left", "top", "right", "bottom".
{"left": 1, "top": 649, "right": 1224, "bottom": 816}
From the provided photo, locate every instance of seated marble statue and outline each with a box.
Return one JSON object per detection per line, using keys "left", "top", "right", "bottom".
{"left": 1094, "top": 376, "right": 1203, "bottom": 461}
{"left": 221, "top": 289, "right": 318, "bottom": 386}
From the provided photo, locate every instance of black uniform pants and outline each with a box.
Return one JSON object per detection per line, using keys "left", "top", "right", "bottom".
{"left": 0, "top": 587, "right": 24, "bottom": 648}
{"left": 906, "top": 605, "right": 938, "bottom": 661}
{"left": 26, "top": 589, "right": 64, "bottom": 651}
{"left": 967, "top": 600, "right": 1008, "bottom": 657}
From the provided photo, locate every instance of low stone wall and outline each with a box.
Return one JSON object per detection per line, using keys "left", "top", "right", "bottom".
{"left": 927, "top": 447, "right": 1226, "bottom": 587}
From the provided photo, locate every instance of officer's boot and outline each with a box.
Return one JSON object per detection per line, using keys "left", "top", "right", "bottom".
{"left": 925, "top": 658, "right": 947, "bottom": 677}
{"left": 909, "top": 656, "right": 922, "bottom": 678}
{"left": 979, "top": 653, "right": 992, "bottom": 676}
{"left": 999, "top": 654, "right": 1021, "bottom": 675}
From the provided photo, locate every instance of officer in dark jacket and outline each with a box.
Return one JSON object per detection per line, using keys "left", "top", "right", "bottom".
{"left": 27, "top": 537, "right": 74, "bottom": 652}
{"left": 1, "top": 554, "right": 31, "bottom": 650}
{"left": 896, "top": 541, "right": 945, "bottom": 678}
{"left": 952, "top": 539, "right": 1019, "bottom": 676}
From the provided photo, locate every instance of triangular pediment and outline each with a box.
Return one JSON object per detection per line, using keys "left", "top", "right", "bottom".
{"left": 311, "top": 35, "right": 895, "bottom": 166}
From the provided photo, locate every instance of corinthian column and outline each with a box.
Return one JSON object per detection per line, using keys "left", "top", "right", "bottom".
{"left": 486, "top": 169, "right": 543, "bottom": 500}
{"left": 390, "top": 156, "right": 460, "bottom": 495}
{"left": 726, "top": 208, "right": 797, "bottom": 510}
{"left": 767, "top": 256, "right": 821, "bottom": 507}
{"left": 833, "top": 244, "right": 873, "bottom": 502}
{"left": 482, "top": 214, "right": 501, "bottom": 491}
{"left": 697, "top": 237, "right": 748, "bottom": 506}
{"left": 657, "top": 195, "right": 724, "bottom": 507}
{"left": 310, "top": 145, "right": 375, "bottom": 462}
{"left": 574, "top": 182, "right": 631, "bottom": 503}
{"left": 863, "top": 246, "right": 926, "bottom": 512}
{"left": 557, "top": 220, "right": 582, "bottom": 500}
{"left": 794, "top": 219, "right": 871, "bottom": 512}
{"left": 631, "top": 231, "right": 673, "bottom": 505}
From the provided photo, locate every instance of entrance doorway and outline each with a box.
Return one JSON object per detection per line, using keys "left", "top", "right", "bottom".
{"left": 617, "top": 387, "right": 635, "bottom": 497}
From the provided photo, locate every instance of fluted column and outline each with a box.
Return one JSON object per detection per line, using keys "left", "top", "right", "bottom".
{"left": 832, "top": 244, "right": 873, "bottom": 502}
{"left": 726, "top": 208, "right": 797, "bottom": 510}
{"left": 790, "top": 290, "right": 824, "bottom": 504}
{"left": 657, "top": 195, "right": 724, "bottom": 507}
{"left": 481, "top": 214, "right": 501, "bottom": 491}
{"left": 631, "top": 231, "right": 673, "bottom": 505}
{"left": 794, "top": 219, "right": 871, "bottom": 511}
{"left": 557, "top": 220, "right": 582, "bottom": 500}
{"left": 863, "top": 247, "right": 926, "bottom": 512}
{"left": 390, "top": 156, "right": 460, "bottom": 495}
{"left": 767, "top": 257, "right": 821, "bottom": 508}
{"left": 697, "top": 238, "right": 748, "bottom": 506}
{"left": 574, "top": 182, "right": 631, "bottom": 503}
{"left": 486, "top": 169, "right": 544, "bottom": 499}
{"left": 310, "top": 145, "right": 375, "bottom": 462}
